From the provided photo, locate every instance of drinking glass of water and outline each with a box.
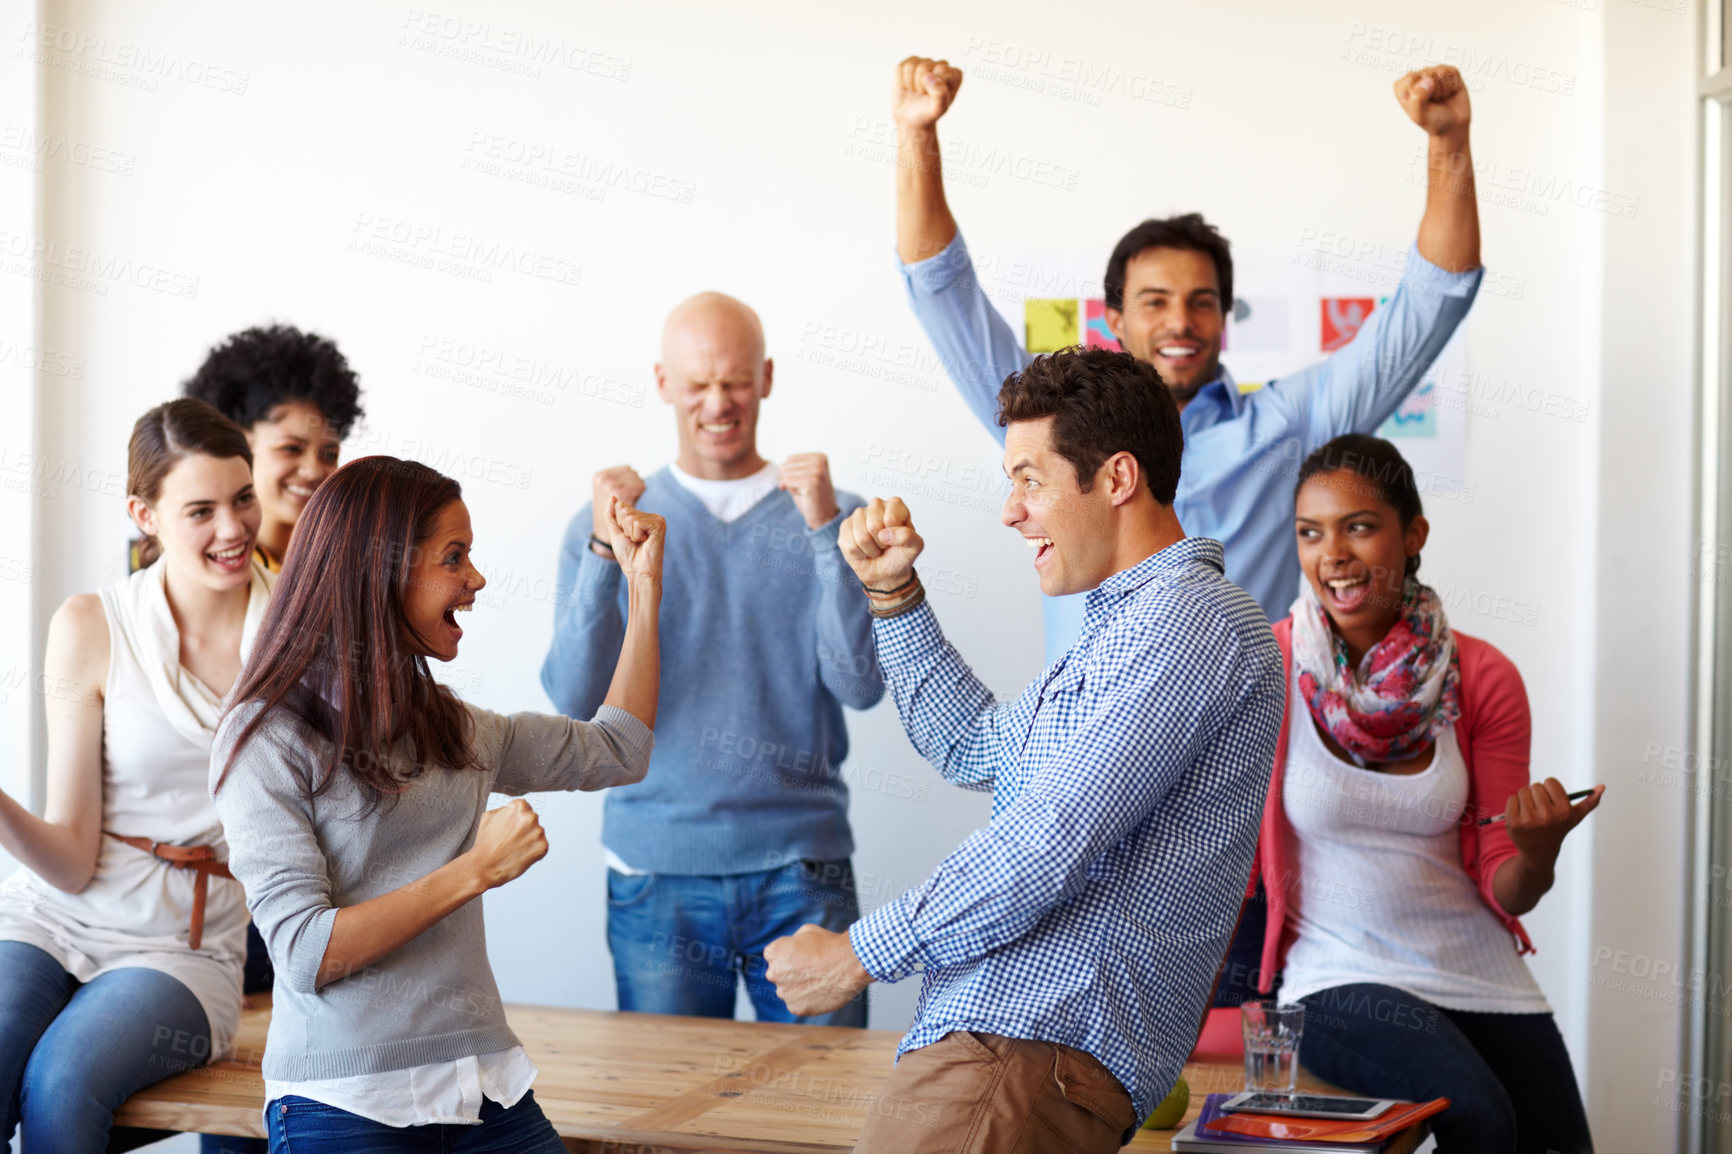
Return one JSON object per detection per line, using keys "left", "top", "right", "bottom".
{"left": 1241, "top": 1000, "right": 1305, "bottom": 1096}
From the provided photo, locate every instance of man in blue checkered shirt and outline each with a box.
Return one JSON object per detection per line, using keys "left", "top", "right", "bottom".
{"left": 766, "top": 346, "right": 1285, "bottom": 1150}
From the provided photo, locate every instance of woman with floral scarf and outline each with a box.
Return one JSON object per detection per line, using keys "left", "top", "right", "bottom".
{"left": 1250, "top": 433, "right": 1598, "bottom": 1154}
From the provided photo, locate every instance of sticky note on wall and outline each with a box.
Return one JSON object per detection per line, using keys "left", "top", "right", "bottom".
{"left": 1025, "top": 299, "right": 1079, "bottom": 353}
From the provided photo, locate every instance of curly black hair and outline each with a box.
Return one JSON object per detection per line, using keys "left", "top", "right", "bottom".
{"left": 182, "top": 324, "right": 364, "bottom": 438}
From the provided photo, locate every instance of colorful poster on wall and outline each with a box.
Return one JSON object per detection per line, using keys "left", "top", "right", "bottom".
{"left": 1321, "top": 297, "right": 1378, "bottom": 351}
{"left": 1084, "top": 300, "right": 1121, "bottom": 350}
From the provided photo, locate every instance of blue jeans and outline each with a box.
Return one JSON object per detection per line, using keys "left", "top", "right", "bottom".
{"left": 0, "top": 939, "right": 212, "bottom": 1154}
{"left": 607, "top": 858, "right": 867, "bottom": 1026}
{"left": 1298, "top": 982, "right": 1593, "bottom": 1154}
{"left": 266, "top": 1091, "right": 565, "bottom": 1153}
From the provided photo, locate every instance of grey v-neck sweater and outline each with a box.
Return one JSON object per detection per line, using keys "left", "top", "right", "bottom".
{"left": 210, "top": 701, "right": 651, "bottom": 1080}
{"left": 541, "top": 467, "right": 885, "bottom": 874}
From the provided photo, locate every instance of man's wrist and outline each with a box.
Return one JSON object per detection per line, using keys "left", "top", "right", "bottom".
{"left": 804, "top": 504, "right": 840, "bottom": 531}
{"left": 895, "top": 121, "right": 940, "bottom": 146}
{"left": 1427, "top": 128, "right": 1471, "bottom": 158}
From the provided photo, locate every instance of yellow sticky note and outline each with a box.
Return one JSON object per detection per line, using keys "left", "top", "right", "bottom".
{"left": 1025, "top": 299, "right": 1079, "bottom": 354}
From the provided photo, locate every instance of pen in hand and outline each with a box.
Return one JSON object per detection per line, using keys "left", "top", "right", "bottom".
{"left": 1478, "top": 788, "right": 1598, "bottom": 826}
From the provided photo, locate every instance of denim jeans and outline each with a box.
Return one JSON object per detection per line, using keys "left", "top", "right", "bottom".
{"left": 1214, "top": 879, "right": 1279, "bottom": 1008}
{"left": 607, "top": 858, "right": 867, "bottom": 1026}
{"left": 0, "top": 939, "right": 212, "bottom": 1154}
{"left": 1297, "top": 982, "right": 1593, "bottom": 1154}
{"left": 266, "top": 1091, "right": 565, "bottom": 1153}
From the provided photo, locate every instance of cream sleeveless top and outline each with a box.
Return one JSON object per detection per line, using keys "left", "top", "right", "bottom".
{"left": 0, "top": 558, "right": 273, "bottom": 1057}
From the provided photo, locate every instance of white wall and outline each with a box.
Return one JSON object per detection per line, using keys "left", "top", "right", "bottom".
{"left": 2, "top": 1, "right": 1703, "bottom": 1149}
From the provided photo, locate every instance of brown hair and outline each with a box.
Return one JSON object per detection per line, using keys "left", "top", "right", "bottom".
{"left": 129, "top": 399, "right": 254, "bottom": 569}
{"left": 997, "top": 346, "right": 1184, "bottom": 504}
{"left": 216, "top": 456, "right": 479, "bottom": 802}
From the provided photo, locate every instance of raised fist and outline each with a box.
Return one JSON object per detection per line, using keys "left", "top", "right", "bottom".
{"left": 1395, "top": 65, "right": 1470, "bottom": 142}
{"left": 601, "top": 497, "right": 666, "bottom": 585}
{"left": 778, "top": 453, "right": 839, "bottom": 529}
{"left": 591, "top": 466, "right": 646, "bottom": 544}
{"left": 892, "top": 56, "right": 963, "bottom": 130}
{"left": 838, "top": 497, "right": 924, "bottom": 591}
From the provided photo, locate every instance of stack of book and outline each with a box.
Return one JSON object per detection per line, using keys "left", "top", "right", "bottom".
{"left": 1171, "top": 1094, "right": 1448, "bottom": 1154}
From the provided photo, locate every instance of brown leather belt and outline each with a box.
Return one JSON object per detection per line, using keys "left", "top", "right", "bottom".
{"left": 104, "top": 832, "right": 234, "bottom": 951}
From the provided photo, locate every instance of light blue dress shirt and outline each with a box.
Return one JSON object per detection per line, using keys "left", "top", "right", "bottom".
{"left": 849, "top": 538, "right": 1285, "bottom": 1120}
{"left": 899, "top": 232, "right": 1483, "bottom": 660}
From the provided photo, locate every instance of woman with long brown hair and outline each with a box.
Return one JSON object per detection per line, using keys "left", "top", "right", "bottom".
{"left": 212, "top": 456, "right": 664, "bottom": 1153}
{"left": 0, "top": 399, "right": 268, "bottom": 1153}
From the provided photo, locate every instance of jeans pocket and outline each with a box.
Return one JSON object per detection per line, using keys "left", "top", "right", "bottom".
{"left": 606, "top": 870, "right": 655, "bottom": 909}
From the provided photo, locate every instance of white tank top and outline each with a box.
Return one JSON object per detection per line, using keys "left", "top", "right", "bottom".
{"left": 0, "top": 558, "right": 273, "bottom": 1057}
{"left": 1278, "top": 675, "right": 1550, "bottom": 1014}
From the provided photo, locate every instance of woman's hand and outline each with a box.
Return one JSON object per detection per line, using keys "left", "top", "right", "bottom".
{"left": 465, "top": 799, "right": 549, "bottom": 890}
{"left": 603, "top": 496, "right": 666, "bottom": 585}
{"left": 1503, "top": 779, "right": 1603, "bottom": 870}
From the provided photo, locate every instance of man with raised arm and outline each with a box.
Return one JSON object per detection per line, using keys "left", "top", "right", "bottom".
{"left": 765, "top": 347, "right": 1286, "bottom": 1150}
{"left": 890, "top": 56, "right": 1482, "bottom": 661}
{"left": 542, "top": 292, "right": 883, "bottom": 1027}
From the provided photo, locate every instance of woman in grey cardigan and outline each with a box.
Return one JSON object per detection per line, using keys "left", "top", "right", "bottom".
{"left": 212, "top": 456, "right": 664, "bottom": 1153}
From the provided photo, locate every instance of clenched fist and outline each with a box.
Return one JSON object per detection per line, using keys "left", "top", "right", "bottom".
{"left": 838, "top": 497, "right": 924, "bottom": 590}
{"left": 466, "top": 799, "right": 549, "bottom": 890}
{"left": 1503, "top": 779, "right": 1603, "bottom": 871}
{"left": 892, "top": 56, "right": 963, "bottom": 130}
{"left": 779, "top": 453, "right": 839, "bottom": 529}
{"left": 591, "top": 466, "right": 647, "bottom": 545}
{"left": 601, "top": 497, "right": 666, "bottom": 585}
{"left": 764, "top": 924, "right": 872, "bottom": 1017}
{"left": 1395, "top": 65, "right": 1470, "bottom": 143}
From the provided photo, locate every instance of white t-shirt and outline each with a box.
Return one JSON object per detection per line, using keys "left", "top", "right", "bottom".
{"left": 667, "top": 459, "right": 779, "bottom": 522}
{"left": 604, "top": 459, "right": 780, "bottom": 877}
{"left": 1278, "top": 676, "right": 1551, "bottom": 1014}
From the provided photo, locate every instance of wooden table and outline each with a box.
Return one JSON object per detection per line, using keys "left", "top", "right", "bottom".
{"left": 115, "top": 999, "right": 1320, "bottom": 1152}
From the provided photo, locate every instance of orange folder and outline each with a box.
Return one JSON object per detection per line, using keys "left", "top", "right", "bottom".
{"left": 1204, "top": 1098, "right": 1451, "bottom": 1145}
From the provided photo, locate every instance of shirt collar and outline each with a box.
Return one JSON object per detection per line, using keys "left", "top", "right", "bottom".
{"left": 1082, "top": 536, "right": 1226, "bottom": 624}
{"left": 1183, "top": 364, "right": 1242, "bottom": 422}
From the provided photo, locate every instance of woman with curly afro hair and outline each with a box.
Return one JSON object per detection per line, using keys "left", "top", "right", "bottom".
{"left": 183, "top": 324, "right": 365, "bottom": 572}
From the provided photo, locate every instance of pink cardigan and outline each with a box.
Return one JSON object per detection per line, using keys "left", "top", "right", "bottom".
{"left": 1253, "top": 616, "right": 1535, "bottom": 994}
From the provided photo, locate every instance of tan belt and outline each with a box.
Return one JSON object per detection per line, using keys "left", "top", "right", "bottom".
{"left": 104, "top": 832, "right": 234, "bottom": 951}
